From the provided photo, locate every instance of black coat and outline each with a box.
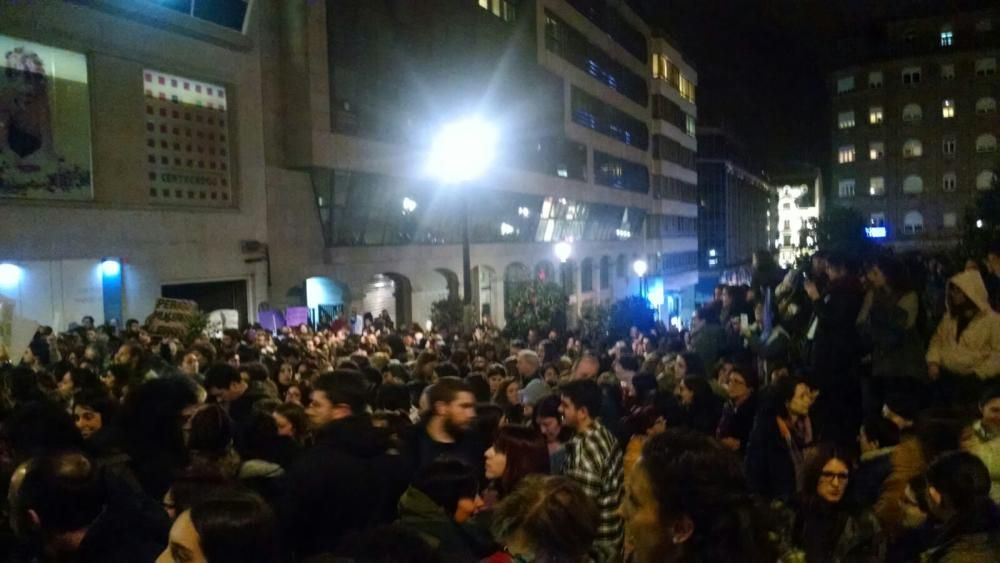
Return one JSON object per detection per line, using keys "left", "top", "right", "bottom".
{"left": 402, "top": 421, "right": 486, "bottom": 480}
{"left": 716, "top": 393, "right": 759, "bottom": 453}
{"left": 745, "top": 414, "right": 801, "bottom": 501}
{"left": 809, "top": 277, "right": 864, "bottom": 387}
{"left": 279, "top": 415, "right": 408, "bottom": 559}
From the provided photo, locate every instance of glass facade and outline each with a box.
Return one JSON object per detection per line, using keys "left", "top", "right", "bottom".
{"left": 652, "top": 94, "right": 695, "bottom": 134}
{"left": 652, "top": 135, "right": 696, "bottom": 169}
{"left": 314, "top": 170, "right": 648, "bottom": 247}
{"left": 593, "top": 151, "right": 650, "bottom": 193}
{"left": 156, "top": 0, "right": 250, "bottom": 32}
{"left": 647, "top": 214, "right": 697, "bottom": 239}
{"left": 571, "top": 87, "right": 649, "bottom": 150}
{"left": 565, "top": 0, "right": 648, "bottom": 63}
{"left": 544, "top": 11, "right": 648, "bottom": 106}
{"left": 652, "top": 175, "right": 697, "bottom": 203}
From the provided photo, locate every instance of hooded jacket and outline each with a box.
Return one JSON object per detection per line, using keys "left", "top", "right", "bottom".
{"left": 927, "top": 270, "right": 1000, "bottom": 379}
{"left": 396, "top": 487, "right": 480, "bottom": 562}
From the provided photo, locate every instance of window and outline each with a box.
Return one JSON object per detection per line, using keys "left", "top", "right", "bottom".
{"left": 479, "top": 0, "right": 516, "bottom": 22}
{"left": 943, "top": 137, "right": 957, "bottom": 156}
{"left": 599, "top": 257, "right": 610, "bottom": 290}
{"left": 837, "top": 76, "right": 855, "bottom": 93}
{"left": 581, "top": 258, "right": 593, "bottom": 292}
{"left": 940, "top": 26, "right": 954, "bottom": 47}
{"left": 943, "top": 212, "right": 958, "bottom": 228}
{"left": 903, "top": 211, "right": 924, "bottom": 234}
{"left": 679, "top": 76, "right": 696, "bottom": 102}
{"left": 902, "top": 103, "right": 922, "bottom": 122}
{"left": 593, "top": 151, "right": 650, "bottom": 193}
{"left": 870, "top": 213, "right": 886, "bottom": 227}
{"left": 977, "top": 170, "right": 997, "bottom": 190}
{"left": 903, "top": 175, "right": 924, "bottom": 194}
{"left": 941, "top": 64, "right": 955, "bottom": 80}
{"left": 976, "top": 134, "right": 998, "bottom": 153}
{"left": 571, "top": 87, "right": 649, "bottom": 150}
{"left": 943, "top": 172, "right": 957, "bottom": 192}
{"left": 869, "top": 107, "right": 884, "bottom": 124}
{"left": 869, "top": 141, "right": 885, "bottom": 160}
{"left": 903, "top": 139, "right": 923, "bottom": 158}
{"left": 902, "top": 67, "right": 922, "bottom": 85}
{"left": 838, "top": 111, "right": 856, "bottom": 129}
{"left": 942, "top": 99, "right": 956, "bottom": 119}
{"left": 869, "top": 176, "right": 885, "bottom": 196}
{"left": 652, "top": 135, "right": 696, "bottom": 169}
{"left": 838, "top": 146, "right": 856, "bottom": 164}
{"left": 838, "top": 179, "right": 856, "bottom": 197}
{"left": 976, "top": 58, "right": 997, "bottom": 77}
{"left": 566, "top": 0, "right": 647, "bottom": 62}
{"left": 977, "top": 97, "right": 997, "bottom": 113}
{"left": 155, "top": 0, "right": 250, "bottom": 32}
{"left": 685, "top": 115, "right": 696, "bottom": 137}
{"left": 868, "top": 71, "right": 883, "bottom": 88}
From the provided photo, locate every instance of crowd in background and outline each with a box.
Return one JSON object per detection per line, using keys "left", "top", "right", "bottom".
{"left": 0, "top": 244, "right": 999, "bottom": 562}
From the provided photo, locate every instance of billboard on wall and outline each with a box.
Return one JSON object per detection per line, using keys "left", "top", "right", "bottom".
{"left": 0, "top": 34, "right": 92, "bottom": 200}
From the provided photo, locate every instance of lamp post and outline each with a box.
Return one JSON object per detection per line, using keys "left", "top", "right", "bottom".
{"left": 633, "top": 258, "right": 648, "bottom": 298}
{"left": 428, "top": 117, "right": 498, "bottom": 306}
{"left": 554, "top": 241, "right": 573, "bottom": 264}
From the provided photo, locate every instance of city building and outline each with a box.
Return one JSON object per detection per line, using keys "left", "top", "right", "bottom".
{"left": 772, "top": 167, "right": 823, "bottom": 268}
{"left": 0, "top": 1, "right": 268, "bottom": 329}
{"left": 263, "top": 0, "right": 700, "bottom": 328}
{"left": 695, "top": 127, "right": 772, "bottom": 298}
{"left": 829, "top": 7, "right": 999, "bottom": 251}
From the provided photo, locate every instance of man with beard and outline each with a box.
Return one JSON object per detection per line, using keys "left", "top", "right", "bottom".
{"left": 403, "top": 377, "right": 483, "bottom": 478}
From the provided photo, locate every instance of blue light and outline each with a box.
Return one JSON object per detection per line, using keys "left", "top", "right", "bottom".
{"left": 0, "top": 263, "right": 22, "bottom": 288}
{"left": 101, "top": 259, "right": 121, "bottom": 277}
{"left": 865, "top": 227, "right": 887, "bottom": 239}
{"left": 648, "top": 279, "right": 665, "bottom": 307}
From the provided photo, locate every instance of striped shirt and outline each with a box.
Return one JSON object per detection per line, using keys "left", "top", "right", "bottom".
{"left": 563, "top": 421, "right": 624, "bottom": 563}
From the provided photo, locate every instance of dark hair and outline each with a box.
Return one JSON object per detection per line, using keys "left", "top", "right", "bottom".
{"left": 412, "top": 459, "right": 479, "bottom": 516}
{"left": 273, "top": 402, "right": 309, "bottom": 440}
{"left": 870, "top": 254, "right": 912, "bottom": 295}
{"left": 65, "top": 367, "right": 101, "bottom": 392}
{"left": 427, "top": 377, "right": 473, "bottom": 414}
{"left": 168, "top": 471, "right": 230, "bottom": 517}
{"left": 385, "top": 363, "right": 411, "bottom": 384}
{"left": 679, "top": 352, "right": 707, "bottom": 378}
{"left": 336, "top": 524, "right": 440, "bottom": 563}
{"left": 617, "top": 355, "right": 640, "bottom": 373}
{"left": 913, "top": 408, "right": 965, "bottom": 462}
{"left": 494, "top": 378, "right": 520, "bottom": 407}
{"left": 434, "top": 362, "right": 460, "bottom": 380}
{"left": 559, "top": 380, "right": 602, "bottom": 419}
{"left": 5, "top": 401, "right": 83, "bottom": 460}
{"left": 14, "top": 452, "right": 102, "bottom": 533}
{"left": 491, "top": 475, "right": 598, "bottom": 563}
{"left": 375, "top": 383, "right": 412, "bottom": 412}
{"left": 188, "top": 404, "right": 235, "bottom": 453}
{"left": 862, "top": 414, "right": 900, "bottom": 448}
{"left": 801, "top": 443, "right": 855, "bottom": 504}
{"left": 980, "top": 384, "right": 1000, "bottom": 409}
{"left": 486, "top": 363, "right": 507, "bottom": 379}
{"left": 475, "top": 404, "right": 504, "bottom": 445}
{"left": 493, "top": 426, "right": 550, "bottom": 495}
{"left": 533, "top": 394, "right": 562, "bottom": 421}
{"left": 728, "top": 364, "right": 759, "bottom": 389}
{"left": 465, "top": 373, "right": 492, "bottom": 403}
{"left": 312, "top": 370, "right": 369, "bottom": 414}
{"left": 639, "top": 429, "right": 781, "bottom": 562}
{"left": 28, "top": 338, "right": 51, "bottom": 366}
{"left": 188, "top": 490, "right": 280, "bottom": 563}
{"left": 73, "top": 388, "right": 117, "bottom": 424}
{"left": 884, "top": 392, "right": 920, "bottom": 422}
{"left": 770, "top": 375, "right": 808, "bottom": 419}
{"left": 204, "top": 363, "right": 242, "bottom": 391}
{"left": 926, "top": 451, "right": 992, "bottom": 513}
{"left": 240, "top": 362, "right": 270, "bottom": 383}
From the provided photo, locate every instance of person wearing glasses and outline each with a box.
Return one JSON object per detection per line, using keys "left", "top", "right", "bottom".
{"left": 784, "top": 444, "right": 885, "bottom": 563}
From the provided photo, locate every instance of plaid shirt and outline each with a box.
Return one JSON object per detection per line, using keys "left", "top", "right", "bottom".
{"left": 563, "top": 421, "right": 624, "bottom": 563}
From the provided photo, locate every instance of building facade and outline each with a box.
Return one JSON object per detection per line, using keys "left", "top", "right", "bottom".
{"left": 772, "top": 168, "right": 822, "bottom": 268}
{"left": 263, "top": 0, "right": 700, "bottom": 329}
{"left": 695, "top": 127, "right": 772, "bottom": 297}
{"left": 830, "top": 8, "right": 999, "bottom": 251}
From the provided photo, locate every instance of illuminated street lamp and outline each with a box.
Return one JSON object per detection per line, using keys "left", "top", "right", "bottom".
{"left": 633, "top": 258, "right": 648, "bottom": 297}
{"left": 428, "top": 116, "right": 498, "bottom": 305}
{"left": 554, "top": 241, "right": 573, "bottom": 263}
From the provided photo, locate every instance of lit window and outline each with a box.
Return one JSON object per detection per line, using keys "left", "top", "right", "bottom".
{"left": 838, "top": 111, "right": 856, "bottom": 129}
{"left": 869, "top": 107, "right": 884, "bottom": 124}
{"left": 978, "top": 170, "right": 998, "bottom": 190}
{"left": 903, "top": 139, "right": 923, "bottom": 158}
{"left": 479, "top": 0, "right": 515, "bottom": 22}
{"left": 976, "top": 58, "right": 997, "bottom": 77}
{"left": 903, "top": 211, "right": 924, "bottom": 234}
{"left": 941, "top": 64, "right": 955, "bottom": 80}
{"left": 869, "top": 142, "right": 885, "bottom": 160}
{"left": 940, "top": 27, "right": 954, "bottom": 47}
{"left": 836, "top": 76, "right": 855, "bottom": 94}
{"left": 838, "top": 179, "right": 856, "bottom": 197}
{"left": 869, "top": 177, "right": 885, "bottom": 196}
{"left": 977, "top": 134, "right": 998, "bottom": 153}
{"left": 943, "top": 172, "right": 957, "bottom": 192}
{"left": 685, "top": 115, "right": 696, "bottom": 137}
{"left": 943, "top": 212, "right": 958, "bottom": 228}
{"left": 943, "top": 137, "right": 957, "bottom": 156}
{"left": 870, "top": 213, "right": 886, "bottom": 227}
{"left": 976, "top": 97, "right": 997, "bottom": 113}
{"left": 902, "top": 103, "right": 922, "bottom": 122}
{"left": 868, "top": 71, "right": 883, "bottom": 88}
{"left": 903, "top": 175, "right": 924, "bottom": 194}
{"left": 902, "top": 67, "right": 922, "bottom": 85}
{"left": 942, "top": 99, "right": 955, "bottom": 119}
{"left": 838, "top": 146, "right": 855, "bottom": 164}
{"left": 679, "top": 76, "right": 696, "bottom": 102}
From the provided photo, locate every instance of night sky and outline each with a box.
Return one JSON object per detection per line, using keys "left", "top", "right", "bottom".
{"left": 629, "top": 0, "right": 994, "bottom": 175}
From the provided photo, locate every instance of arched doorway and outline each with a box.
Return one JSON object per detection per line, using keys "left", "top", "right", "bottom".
{"left": 363, "top": 273, "right": 412, "bottom": 328}
{"left": 305, "top": 276, "right": 348, "bottom": 325}
{"left": 474, "top": 265, "right": 498, "bottom": 323}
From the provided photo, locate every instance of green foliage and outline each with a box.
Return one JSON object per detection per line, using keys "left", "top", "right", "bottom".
{"left": 503, "top": 281, "right": 567, "bottom": 340}
{"left": 961, "top": 179, "right": 1000, "bottom": 261}
{"left": 185, "top": 312, "right": 209, "bottom": 346}
{"left": 814, "top": 205, "right": 874, "bottom": 259}
{"left": 577, "top": 302, "right": 611, "bottom": 345}
{"left": 609, "top": 296, "right": 655, "bottom": 341}
{"left": 431, "top": 296, "right": 465, "bottom": 335}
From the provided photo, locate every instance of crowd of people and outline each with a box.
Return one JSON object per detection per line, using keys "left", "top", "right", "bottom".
{"left": 0, "top": 244, "right": 999, "bottom": 562}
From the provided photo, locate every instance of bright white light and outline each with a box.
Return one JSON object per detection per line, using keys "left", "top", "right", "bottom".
{"left": 517, "top": 206, "right": 531, "bottom": 218}
{"left": 708, "top": 248, "right": 717, "bottom": 258}
{"left": 708, "top": 258, "right": 718, "bottom": 267}
{"left": 977, "top": 219, "right": 984, "bottom": 229}
{"left": 0, "top": 263, "right": 22, "bottom": 287}
{"left": 616, "top": 228, "right": 632, "bottom": 239}
{"left": 554, "top": 241, "right": 573, "bottom": 263}
{"left": 402, "top": 197, "right": 417, "bottom": 214}
{"left": 633, "top": 259, "right": 648, "bottom": 277}
{"left": 557, "top": 167, "right": 569, "bottom": 178}
{"left": 500, "top": 222, "right": 515, "bottom": 236}
{"left": 101, "top": 259, "right": 121, "bottom": 277}
{"left": 648, "top": 281, "right": 664, "bottom": 307}
{"left": 427, "top": 117, "right": 498, "bottom": 184}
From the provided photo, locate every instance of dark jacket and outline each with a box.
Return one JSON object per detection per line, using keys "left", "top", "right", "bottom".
{"left": 745, "top": 414, "right": 810, "bottom": 500}
{"left": 809, "top": 276, "right": 864, "bottom": 387}
{"left": 920, "top": 503, "right": 1000, "bottom": 563}
{"left": 402, "top": 420, "right": 485, "bottom": 479}
{"left": 716, "top": 393, "right": 759, "bottom": 453}
{"left": 279, "top": 414, "right": 408, "bottom": 559}
{"left": 396, "top": 487, "right": 480, "bottom": 562}
{"left": 782, "top": 498, "right": 885, "bottom": 563}
{"left": 847, "top": 447, "right": 895, "bottom": 508}
{"left": 867, "top": 290, "right": 926, "bottom": 380}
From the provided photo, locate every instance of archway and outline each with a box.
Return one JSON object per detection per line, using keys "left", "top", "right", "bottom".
{"left": 362, "top": 273, "right": 412, "bottom": 329}
{"left": 305, "top": 276, "right": 348, "bottom": 325}
{"left": 504, "top": 262, "right": 531, "bottom": 322}
{"left": 474, "top": 265, "right": 499, "bottom": 323}
{"left": 434, "top": 268, "right": 460, "bottom": 301}
{"left": 535, "top": 260, "right": 555, "bottom": 283}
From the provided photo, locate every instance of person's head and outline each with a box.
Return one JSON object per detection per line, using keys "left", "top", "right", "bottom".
{"left": 866, "top": 254, "right": 911, "bottom": 294}
{"left": 559, "top": 379, "right": 602, "bottom": 430}
{"left": 859, "top": 414, "right": 900, "bottom": 454}
{"left": 426, "top": 377, "right": 476, "bottom": 435}
{"left": 157, "top": 490, "right": 279, "bottom": 563}
{"left": 26, "top": 338, "right": 51, "bottom": 368}
{"left": 464, "top": 373, "right": 492, "bottom": 403}
{"left": 803, "top": 444, "right": 853, "bottom": 504}
{"left": 204, "top": 364, "right": 248, "bottom": 404}
{"left": 495, "top": 378, "right": 520, "bottom": 407}
{"left": 925, "top": 451, "right": 992, "bottom": 522}
{"left": 181, "top": 351, "right": 202, "bottom": 376}
{"left": 411, "top": 459, "right": 481, "bottom": 525}
{"left": 5, "top": 401, "right": 84, "bottom": 462}
{"left": 572, "top": 354, "right": 600, "bottom": 381}
{"left": 675, "top": 353, "right": 705, "bottom": 379}
{"left": 625, "top": 429, "right": 778, "bottom": 563}
{"left": 947, "top": 279, "right": 979, "bottom": 317}
{"left": 491, "top": 475, "right": 598, "bottom": 563}
{"left": 486, "top": 364, "right": 507, "bottom": 394}
{"left": 773, "top": 375, "right": 812, "bottom": 420}
{"left": 542, "top": 362, "right": 560, "bottom": 386}
{"left": 725, "top": 365, "right": 757, "bottom": 402}
{"left": 980, "top": 385, "right": 1000, "bottom": 432}
{"left": 615, "top": 355, "right": 640, "bottom": 377}
{"left": 375, "top": 382, "right": 412, "bottom": 412}
{"left": 272, "top": 402, "right": 309, "bottom": 440}
{"left": 57, "top": 367, "right": 99, "bottom": 399}
{"left": 73, "top": 389, "right": 116, "bottom": 440}
{"left": 284, "top": 381, "right": 310, "bottom": 406}
{"left": 533, "top": 394, "right": 564, "bottom": 444}
{"left": 9, "top": 452, "right": 103, "bottom": 542}
{"left": 113, "top": 342, "right": 142, "bottom": 370}
{"left": 485, "top": 426, "right": 550, "bottom": 495}
{"left": 163, "top": 472, "right": 229, "bottom": 521}
{"left": 516, "top": 349, "right": 540, "bottom": 378}
{"left": 307, "top": 370, "right": 368, "bottom": 429}
{"left": 676, "top": 376, "right": 712, "bottom": 408}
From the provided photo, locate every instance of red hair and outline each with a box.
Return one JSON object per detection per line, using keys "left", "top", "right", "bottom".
{"left": 493, "top": 425, "right": 550, "bottom": 495}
